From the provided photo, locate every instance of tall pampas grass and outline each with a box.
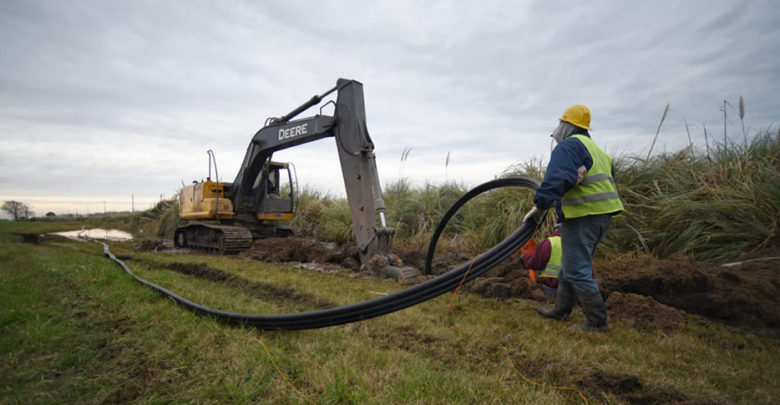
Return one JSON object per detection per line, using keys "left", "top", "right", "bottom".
{"left": 645, "top": 103, "right": 670, "bottom": 163}
{"left": 739, "top": 95, "right": 747, "bottom": 149}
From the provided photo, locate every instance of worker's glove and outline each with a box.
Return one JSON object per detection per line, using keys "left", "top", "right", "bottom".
{"left": 522, "top": 206, "right": 545, "bottom": 224}
{"left": 576, "top": 165, "right": 587, "bottom": 185}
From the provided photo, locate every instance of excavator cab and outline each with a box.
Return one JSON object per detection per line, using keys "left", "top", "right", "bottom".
{"left": 254, "top": 161, "right": 295, "bottom": 222}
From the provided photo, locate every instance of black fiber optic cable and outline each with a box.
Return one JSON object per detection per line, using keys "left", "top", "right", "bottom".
{"left": 92, "top": 176, "right": 539, "bottom": 330}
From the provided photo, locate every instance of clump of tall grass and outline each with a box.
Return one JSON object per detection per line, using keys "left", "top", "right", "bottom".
{"left": 155, "top": 199, "right": 180, "bottom": 238}
{"left": 286, "top": 186, "right": 356, "bottom": 243}
{"left": 384, "top": 179, "right": 468, "bottom": 244}
{"left": 139, "top": 197, "right": 179, "bottom": 238}
{"left": 314, "top": 199, "right": 354, "bottom": 244}
{"left": 455, "top": 159, "right": 546, "bottom": 251}
{"left": 79, "top": 195, "right": 179, "bottom": 238}
{"left": 603, "top": 129, "right": 779, "bottom": 261}
{"left": 289, "top": 186, "right": 333, "bottom": 235}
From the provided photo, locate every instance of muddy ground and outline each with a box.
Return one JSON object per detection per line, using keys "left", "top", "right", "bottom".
{"left": 178, "top": 236, "right": 780, "bottom": 337}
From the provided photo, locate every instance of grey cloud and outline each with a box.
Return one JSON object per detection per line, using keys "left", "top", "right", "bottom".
{"left": 0, "top": 0, "right": 777, "bottom": 216}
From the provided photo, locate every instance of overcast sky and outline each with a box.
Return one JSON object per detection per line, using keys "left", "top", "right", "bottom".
{"left": 1, "top": 0, "right": 778, "bottom": 217}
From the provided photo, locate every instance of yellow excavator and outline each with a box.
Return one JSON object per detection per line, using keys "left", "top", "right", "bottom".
{"left": 175, "top": 78, "right": 418, "bottom": 279}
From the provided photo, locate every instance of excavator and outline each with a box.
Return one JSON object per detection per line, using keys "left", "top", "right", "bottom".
{"left": 174, "top": 78, "right": 419, "bottom": 279}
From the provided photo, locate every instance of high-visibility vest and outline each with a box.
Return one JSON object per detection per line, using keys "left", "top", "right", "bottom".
{"left": 539, "top": 236, "right": 562, "bottom": 279}
{"left": 561, "top": 135, "right": 624, "bottom": 218}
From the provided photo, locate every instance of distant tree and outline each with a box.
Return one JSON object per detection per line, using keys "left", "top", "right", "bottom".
{"left": 2, "top": 200, "right": 32, "bottom": 220}
{"left": 46, "top": 211, "right": 57, "bottom": 217}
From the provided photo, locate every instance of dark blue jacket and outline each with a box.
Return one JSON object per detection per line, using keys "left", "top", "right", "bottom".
{"left": 533, "top": 132, "right": 594, "bottom": 219}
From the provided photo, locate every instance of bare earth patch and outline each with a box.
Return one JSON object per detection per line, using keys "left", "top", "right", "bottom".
{"left": 605, "top": 292, "right": 686, "bottom": 332}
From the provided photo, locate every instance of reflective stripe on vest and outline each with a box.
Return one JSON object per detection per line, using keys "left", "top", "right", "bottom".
{"left": 561, "top": 135, "right": 624, "bottom": 218}
{"left": 579, "top": 173, "right": 614, "bottom": 185}
{"left": 540, "top": 236, "right": 562, "bottom": 279}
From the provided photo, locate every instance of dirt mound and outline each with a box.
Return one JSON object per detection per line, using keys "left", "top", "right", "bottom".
{"left": 606, "top": 292, "right": 686, "bottom": 332}
{"left": 580, "top": 371, "right": 642, "bottom": 395}
{"left": 597, "top": 256, "right": 780, "bottom": 333}
{"left": 239, "top": 237, "right": 360, "bottom": 270}
{"left": 14, "top": 233, "right": 42, "bottom": 243}
{"left": 238, "top": 236, "right": 474, "bottom": 278}
{"left": 466, "top": 277, "right": 514, "bottom": 298}
{"left": 393, "top": 239, "right": 474, "bottom": 275}
{"left": 136, "top": 239, "right": 168, "bottom": 251}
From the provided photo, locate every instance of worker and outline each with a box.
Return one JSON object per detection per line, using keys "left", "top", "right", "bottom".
{"left": 523, "top": 105, "right": 624, "bottom": 331}
{"left": 522, "top": 224, "right": 562, "bottom": 297}
{"left": 523, "top": 223, "right": 596, "bottom": 297}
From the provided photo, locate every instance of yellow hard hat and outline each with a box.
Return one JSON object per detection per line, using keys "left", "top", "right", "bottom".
{"left": 560, "top": 104, "right": 591, "bottom": 130}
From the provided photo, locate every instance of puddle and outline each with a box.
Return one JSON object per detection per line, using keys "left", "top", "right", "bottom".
{"left": 52, "top": 228, "right": 133, "bottom": 241}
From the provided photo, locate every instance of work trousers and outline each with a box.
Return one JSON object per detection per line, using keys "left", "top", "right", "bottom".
{"left": 560, "top": 214, "right": 612, "bottom": 295}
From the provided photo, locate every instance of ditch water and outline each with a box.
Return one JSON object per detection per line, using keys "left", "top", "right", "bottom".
{"left": 52, "top": 228, "right": 133, "bottom": 241}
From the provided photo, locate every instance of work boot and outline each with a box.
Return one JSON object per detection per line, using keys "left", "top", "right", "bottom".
{"left": 570, "top": 290, "right": 609, "bottom": 332}
{"left": 538, "top": 279, "right": 575, "bottom": 321}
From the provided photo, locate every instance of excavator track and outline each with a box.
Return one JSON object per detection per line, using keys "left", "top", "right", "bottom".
{"left": 174, "top": 224, "right": 253, "bottom": 254}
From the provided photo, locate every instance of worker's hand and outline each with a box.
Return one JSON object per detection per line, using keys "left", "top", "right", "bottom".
{"left": 522, "top": 206, "right": 545, "bottom": 224}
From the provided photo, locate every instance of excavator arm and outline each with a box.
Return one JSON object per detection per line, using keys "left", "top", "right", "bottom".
{"left": 227, "top": 79, "right": 416, "bottom": 278}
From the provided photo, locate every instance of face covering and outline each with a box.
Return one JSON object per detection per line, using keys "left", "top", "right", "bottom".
{"left": 550, "top": 121, "right": 578, "bottom": 144}
{"left": 551, "top": 121, "right": 566, "bottom": 144}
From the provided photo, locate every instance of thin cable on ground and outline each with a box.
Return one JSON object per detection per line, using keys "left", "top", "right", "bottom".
{"left": 443, "top": 253, "right": 589, "bottom": 405}
{"left": 498, "top": 343, "right": 589, "bottom": 405}
{"left": 207, "top": 323, "right": 317, "bottom": 405}
{"left": 242, "top": 334, "right": 317, "bottom": 405}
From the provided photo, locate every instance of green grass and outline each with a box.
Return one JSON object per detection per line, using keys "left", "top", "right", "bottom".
{"left": 1, "top": 221, "right": 778, "bottom": 404}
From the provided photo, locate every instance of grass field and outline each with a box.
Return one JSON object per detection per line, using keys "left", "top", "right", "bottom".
{"left": 2, "top": 220, "right": 778, "bottom": 404}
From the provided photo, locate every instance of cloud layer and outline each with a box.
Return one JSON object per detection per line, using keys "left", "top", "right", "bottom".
{"left": 1, "top": 0, "right": 778, "bottom": 215}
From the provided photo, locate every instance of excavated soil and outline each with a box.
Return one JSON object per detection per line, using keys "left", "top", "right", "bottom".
{"left": 203, "top": 236, "right": 780, "bottom": 335}
{"left": 597, "top": 255, "right": 779, "bottom": 333}
{"left": 239, "top": 237, "right": 361, "bottom": 271}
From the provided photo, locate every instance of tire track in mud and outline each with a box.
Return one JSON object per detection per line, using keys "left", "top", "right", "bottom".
{"left": 128, "top": 258, "right": 336, "bottom": 310}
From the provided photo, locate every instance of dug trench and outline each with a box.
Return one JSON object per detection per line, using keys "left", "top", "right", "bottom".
{"left": 205, "top": 236, "right": 780, "bottom": 337}
{"left": 122, "top": 255, "right": 337, "bottom": 311}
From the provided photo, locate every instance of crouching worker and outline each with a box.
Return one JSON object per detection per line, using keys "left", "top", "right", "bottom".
{"left": 523, "top": 224, "right": 597, "bottom": 300}
{"left": 523, "top": 104, "right": 624, "bottom": 332}
{"left": 522, "top": 225, "right": 562, "bottom": 297}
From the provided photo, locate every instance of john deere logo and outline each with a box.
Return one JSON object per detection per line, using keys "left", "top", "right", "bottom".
{"left": 278, "top": 123, "right": 309, "bottom": 141}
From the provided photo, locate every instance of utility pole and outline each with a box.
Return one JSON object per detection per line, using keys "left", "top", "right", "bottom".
{"left": 723, "top": 99, "right": 727, "bottom": 147}
{"left": 132, "top": 194, "right": 135, "bottom": 213}
{"left": 720, "top": 99, "right": 733, "bottom": 147}
{"left": 104, "top": 201, "right": 106, "bottom": 214}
